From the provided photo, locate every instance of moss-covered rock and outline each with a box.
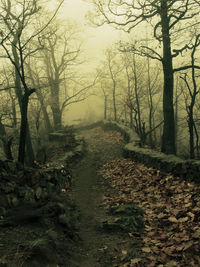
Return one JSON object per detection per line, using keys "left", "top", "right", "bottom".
{"left": 101, "top": 203, "right": 144, "bottom": 233}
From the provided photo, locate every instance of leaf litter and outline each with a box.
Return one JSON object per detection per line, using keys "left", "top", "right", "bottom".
{"left": 99, "top": 157, "right": 200, "bottom": 266}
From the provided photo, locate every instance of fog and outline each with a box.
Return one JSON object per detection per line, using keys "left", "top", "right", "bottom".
{"left": 57, "top": 0, "right": 125, "bottom": 124}
{"left": 1, "top": 0, "right": 200, "bottom": 159}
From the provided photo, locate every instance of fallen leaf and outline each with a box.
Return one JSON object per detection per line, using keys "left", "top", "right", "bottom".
{"left": 178, "top": 216, "right": 189, "bottom": 223}
{"left": 168, "top": 216, "right": 178, "bottom": 223}
{"left": 142, "top": 247, "right": 151, "bottom": 253}
{"left": 122, "top": 250, "right": 127, "bottom": 255}
{"left": 130, "top": 258, "right": 142, "bottom": 264}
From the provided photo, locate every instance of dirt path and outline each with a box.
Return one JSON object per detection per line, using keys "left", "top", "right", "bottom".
{"left": 69, "top": 128, "right": 124, "bottom": 266}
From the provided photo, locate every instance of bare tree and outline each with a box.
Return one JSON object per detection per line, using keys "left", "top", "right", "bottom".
{"left": 39, "top": 23, "right": 96, "bottom": 129}
{"left": 96, "top": 68, "right": 111, "bottom": 120}
{"left": 180, "top": 34, "right": 200, "bottom": 158}
{"left": 0, "top": 0, "right": 64, "bottom": 164}
{"left": 26, "top": 58, "right": 53, "bottom": 134}
{"left": 89, "top": 0, "right": 200, "bottom": 154}
{"left": 103, "top": 48, "right": 123, "bottom": 121}
{"left": 121, "top": 49, "right": 161, "bottom": 146}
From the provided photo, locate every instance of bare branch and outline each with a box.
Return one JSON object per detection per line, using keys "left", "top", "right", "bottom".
{"left": 174, "top": 65, "right": 200, "bottom": 73}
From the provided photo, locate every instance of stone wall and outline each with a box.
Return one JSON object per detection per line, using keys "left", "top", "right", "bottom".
{"left": 101, "top": 120, "right": 140, "bottom": 144}
{"left": 100, "top": 121, "right": 200, "bottom": 184}
{"left": 0, "top": 133, "right": 85, "bottom": 211}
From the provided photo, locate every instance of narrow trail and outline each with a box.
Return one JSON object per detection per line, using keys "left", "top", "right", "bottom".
{"left": 67, "top": 127, "right": 200, "bottom": 267}
{"left": 70, "top": 128, "right": 124, "bottom": 266}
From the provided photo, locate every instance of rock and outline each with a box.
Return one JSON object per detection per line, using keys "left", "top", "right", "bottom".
{"left": 0, "top": 258, "right": 8, "bottom": 266}
{"left": 47, "top": 182, "right": 54, "bottom": 193}
{"left": 6, "top": 161, "right": 17, "bottom": 173}
{"left": 6, "top": 194, "right": 12, "bottom": 207}
{"left": 0, "top": 207, "right": 6, "bottom": 216}
{"left": 42, "top": 188, "right": 49, "bottom": 199}
{"left": 36, "top": 147, "right": 46, "bottom": 164}
{"left": 46, "top": 229, "right": 58, "bottom": 241}
{"left": 11, "top": 196, "right": 19, "bottom": 207}
{"left": 28, "top": 238, "right": 53, "bottom": 261}
{"left": 1, "top": 181, "right": 16, "bottom": 193}
{"left": 24, "top": 186, "right": 36, "bottom": 204}
{"left": 0, "top": 195, "right": 8, "bottom": 208}
{"left": 100, "top": 203, "right": 144, "bottom": 233}
{"left": 58, "top": 213, "right": 70, "bottom": 226}
{"left": 35, "top": 187, "right": 42, "bottom": 200}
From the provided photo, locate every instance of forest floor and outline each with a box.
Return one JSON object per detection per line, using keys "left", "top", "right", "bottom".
{"left": 69, "top": 127, "right": 133, "bottom": 267}
{"left": 0, "top": 126, "right": 200, "bottom": 266}
{"left": 68, "top": 126, "right": 200, "bottom": 267}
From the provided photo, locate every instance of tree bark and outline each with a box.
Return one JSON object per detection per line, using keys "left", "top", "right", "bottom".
{"left": 0, "top": 120, "right": 13, "bottom": 160}
{"left": 147, "top": 56, "right": 154, "bottom": 148}
{"left": 49, "top": 77, "right": 62, "bottom": 130}
{"left": 12, "top": 45, "right": 35, "bottom": 165}
{"left": 161, "top": 0, "right": 176, "bottom": 154}
{"left": 51, "top": 104, "right": 62, "bottom": 130}
{"left": 133, "top": 53, "right": 143, "bottom": 143}
{"left": 18, "top": 89, "right": 35, "bottom": 164}
{"left": 188, "top": 107, "right": 194, "bottom": 159}
{"left": 35, "top": 90, "right": 53, "bottom": 133}
{"left": 104, "top": 95, "right": 107, "bottom": 120}
{"left": 27, "top": 63, "right": 53, "bottom": 134}
{"left": 112, "top": 83, "right": 117, "bottom": 121}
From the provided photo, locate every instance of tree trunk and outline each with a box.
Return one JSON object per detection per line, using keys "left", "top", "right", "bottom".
{"left": 194, "top": 120, "right": 199, "bottom": 157}
{"left": 104, "top": 95, "right": 107, "bottom": 120}
{"left": 27, "top": 63, "right": 53, "bottom": 134}
{"left": 18, "top": 93, "right": 28, "bottom": 164}
{"left": 0, "top": 120, "right": 13, "bottom": 160}
{"left": 36, "top": 90, "right": 53, "bottom": 133}
{"left": 112, "top": 82, "right": 117, "bottom": 121}
{"left": 130, "top": 109, "right": 133, "bottom": 128}
{"left": 8, "top": 90, "right": 17, "bottom": 128}
{"left": 147, "top": 57, "right": 154, "bottom": 148}
{"left": 12, "top": 45, "right": 35, "bottom": 164}
{"left": 133, "top": 53, "right": 143, "bottom": 141}
{"left": 174, "top": 78, "right": 179, "bottom": 152}
{"left": 49, "top": 80, "right": 62, "bottom": 130}
{"left": 18, "top": 90, "right": 35, "bottom": 165}
{"left": 51, "top": 105, "right": 62, "bottom": 130}
{"left": 188, "top": 108, "right": 194, "bottom": 159}
{"left": 161, "top": 0, "right": 176, "bottom": 154}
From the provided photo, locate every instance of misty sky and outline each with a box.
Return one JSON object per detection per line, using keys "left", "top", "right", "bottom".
{"left": 56, "top": 0, "right": 124, "bottom": 124}
{"left": 59, "top": 0, "right": 123, "bottom": 67}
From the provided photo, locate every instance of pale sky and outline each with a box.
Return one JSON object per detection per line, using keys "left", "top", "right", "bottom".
{"left": 59, "top": 0, "right": 123, "bottom": 67}
{"left": 54, "top": 0, "right": 125, "bottom": 124}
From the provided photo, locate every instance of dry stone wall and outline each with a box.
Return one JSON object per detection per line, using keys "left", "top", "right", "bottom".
{"left": 100, "top": 121, "right": 200, "bottom": 184}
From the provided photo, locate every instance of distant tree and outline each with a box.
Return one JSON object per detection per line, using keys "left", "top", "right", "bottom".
{"left": 101, "top": 83, "right": 109, "bottom": 120}
{"left": 96, "top": 68, "right": 111, "bottom": 120}
{"left": 102, "top": 48, "right": 124, "bottom": 121}
{"left": 180, "top": 34, "right": 200, "bottom": 158}
{"left": 121, "top": 49, "right": 162, "bottom": 146}
{"left": 39, "top": 23, "right": 96, "bottom": 130}
{"left": 26, "top": 58, "right": 53, "bottom": 134}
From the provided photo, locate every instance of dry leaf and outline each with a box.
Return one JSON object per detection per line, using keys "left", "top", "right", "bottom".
{"left": 168, "top": 216, "right": 178, "bottom": 223}
{"left": 122, "top": 250, "right": 127, "bottom": 255}
{"left": 142, "top": 247, "right": 151, "bottom": 253}
{"left": 178, "top": 217, "right": 189, "bottom": 223}
{"left": 130, "top": 258, "right": 142, "bottom": 264}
